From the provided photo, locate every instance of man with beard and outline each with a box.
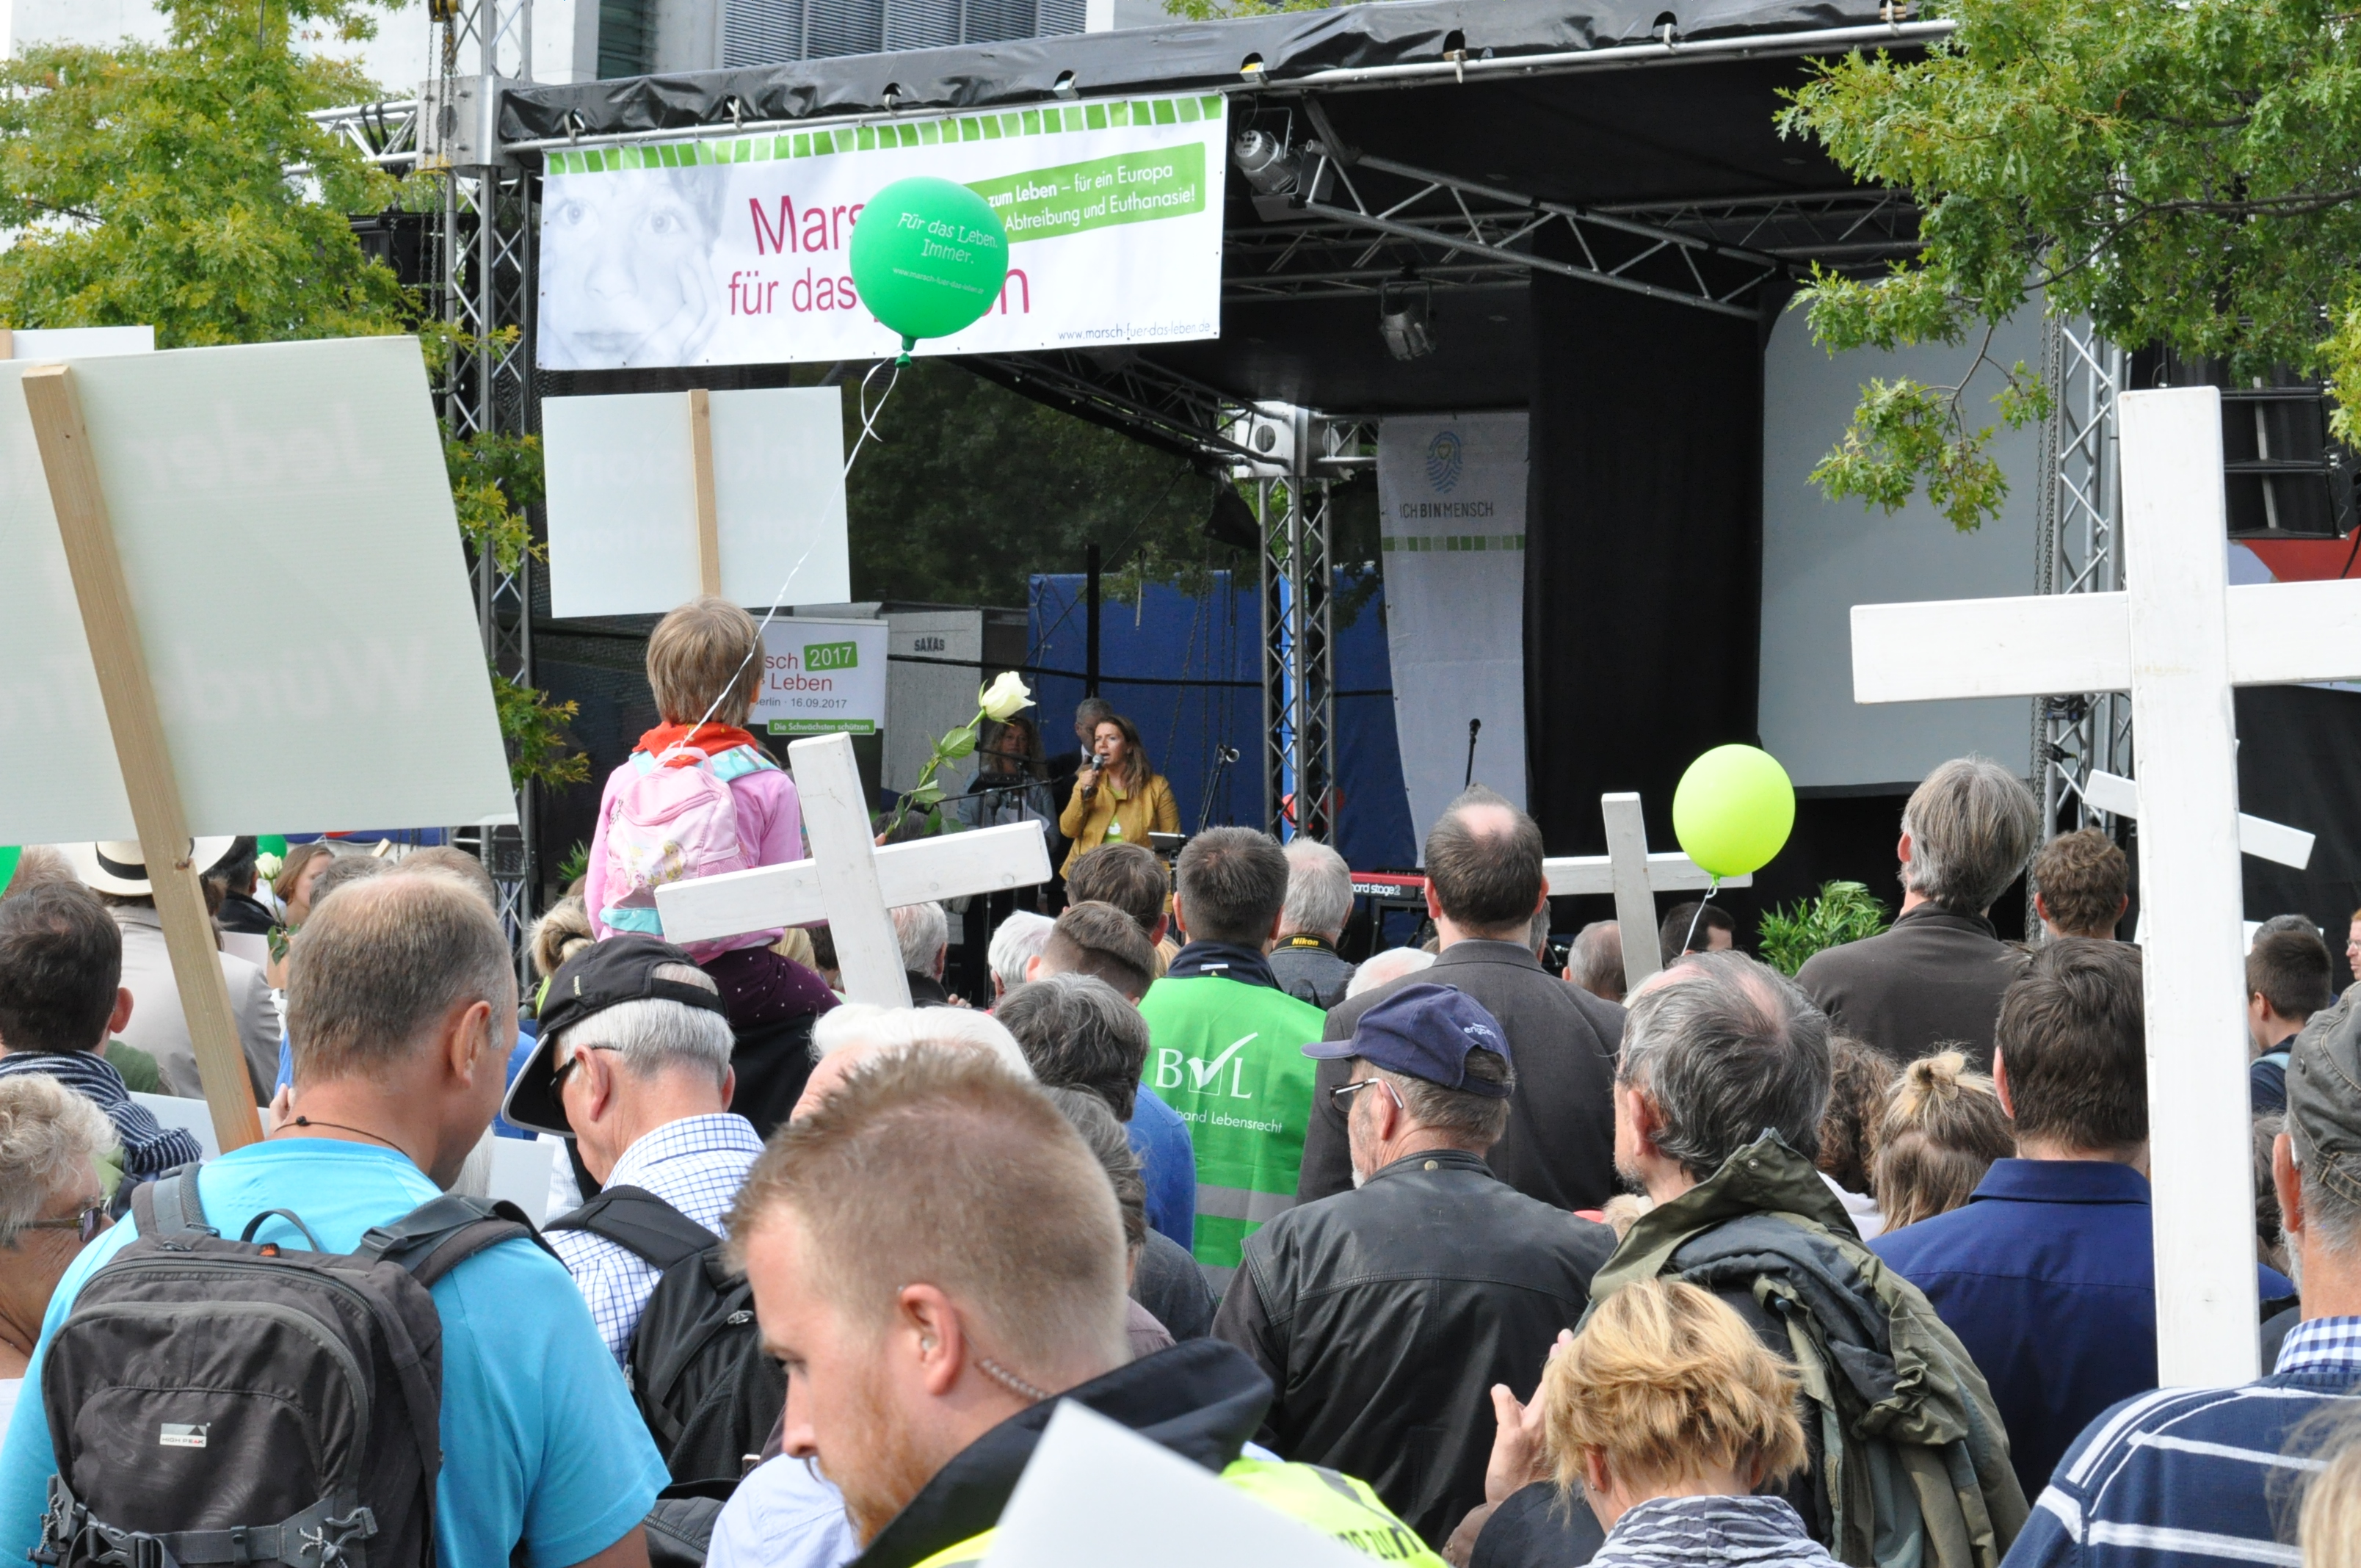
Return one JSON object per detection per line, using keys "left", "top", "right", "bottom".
{"left": 726, "top": 1045, "right": 1443, "bottom": 1567}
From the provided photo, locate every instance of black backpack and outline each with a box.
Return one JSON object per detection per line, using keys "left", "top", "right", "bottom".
{"left": 545, "top": 1186, "right": 784, "bottom": 1487}
{"left": 35, "top": 1165, "right": 548, "bottom": 1568}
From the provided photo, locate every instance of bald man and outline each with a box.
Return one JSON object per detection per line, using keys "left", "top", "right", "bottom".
{"left": 1297, "top": 786, "right": 1625, "bottom": 1211}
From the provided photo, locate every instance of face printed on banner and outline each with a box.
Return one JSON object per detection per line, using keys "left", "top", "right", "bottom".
{"left": 540, "top": 170, "right": 725, "bottom": 368}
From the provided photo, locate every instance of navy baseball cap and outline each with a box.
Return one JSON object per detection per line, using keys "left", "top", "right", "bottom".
{"left": 1304, "top": 983, "right": 1513, "bottom": 1097}
{"left": 502, "top": 935, "right": 728, "bottom": 1136}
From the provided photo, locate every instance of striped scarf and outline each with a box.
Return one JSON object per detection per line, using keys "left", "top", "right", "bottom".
{"left": 0, "top": 1050, "right": 204, "bottom": 1176}
{"left": 1591, "top": 1495, "right": 1840, "bottom": 1568}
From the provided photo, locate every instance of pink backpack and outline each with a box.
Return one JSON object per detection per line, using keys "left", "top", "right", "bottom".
{"left": 598, "top": 744, "right": 779, "bottom": 950}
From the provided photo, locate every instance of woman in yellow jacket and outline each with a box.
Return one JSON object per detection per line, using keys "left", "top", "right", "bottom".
{"left": 1057, "top": 711, "right": 1179, "bottom": 876}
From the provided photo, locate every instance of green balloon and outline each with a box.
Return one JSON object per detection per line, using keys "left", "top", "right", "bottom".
{"left": 849, "top": 177, "right": 1011, "bottom": 347}
{"left": 1672, "top": 744, "right": 1796, "bottom": 879}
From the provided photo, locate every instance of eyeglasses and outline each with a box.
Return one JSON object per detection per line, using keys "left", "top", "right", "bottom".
{"left": 550, "top": 1043, "right": 620, "bottom": 1097}
{"left": 1330, "top": 1077, "right": 1391, "bottom": 1108}
{"left": 23, "top": 1201, "right": 107, "bottom": 1246}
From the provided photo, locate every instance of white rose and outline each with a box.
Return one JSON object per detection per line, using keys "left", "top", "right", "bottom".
{"left": 979, "top": 670, "right": 1034, "bottom": 722}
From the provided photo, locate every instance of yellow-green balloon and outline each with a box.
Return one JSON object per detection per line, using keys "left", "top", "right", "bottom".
{"left": 848, "top": 177, "right": 1010, "bottom": 347}
{"left": 1672, "top": 744, "right": 1796, "bottom": 879}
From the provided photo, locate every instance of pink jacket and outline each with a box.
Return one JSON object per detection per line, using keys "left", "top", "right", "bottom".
{"left": 584, "top": 753, "right": 803, "bottom": 954}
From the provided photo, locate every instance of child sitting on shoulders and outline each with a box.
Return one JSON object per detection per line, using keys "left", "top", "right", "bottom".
{"left": 584, "top": 597, "right": 834, "bottom": 1133}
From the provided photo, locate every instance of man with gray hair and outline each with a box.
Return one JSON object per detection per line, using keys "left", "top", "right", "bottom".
{"left": 1797, "top": 755, "right": 2040, "bottom": 1068}
{"left": 986, "top": 910, "right": 1055, "bottom": 999}
{"left": 1269, "top": 839, "right": 1356, "bottom": 1008}
{"left": 502, "top": 934, "right": 763, "bottom": 1368}
{"left": 1220, "top": 984, "right": 1613, "bottom": 1545}
{"left": 892, "top": 899, "right": 953, "bottom": 1005}
{"left": 1570, "top": 951, "right": 2023, "bottom": 1561}
{"left": 1564, "top": 919, "right": 1625, "bottom": 1003}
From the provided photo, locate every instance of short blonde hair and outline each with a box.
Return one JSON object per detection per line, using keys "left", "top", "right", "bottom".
{"left": 647, "top": 597, "right": 763, "bottom": 728}
{"left": 2304, "top": 1431, "right": 2361, "bottom": 1568}
{"left": 1545, "top": 1278, "right": 1806, "bottom": 1497}
{"left": 723, "top": 1045, "right": 1125, "bottom": 1378}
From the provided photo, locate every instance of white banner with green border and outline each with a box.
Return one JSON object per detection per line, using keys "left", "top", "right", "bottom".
{"left": 537, "top": 94, "right": 1227, "bottom": 369}
{"left": 1377, "top": 413, "right": 1531, "bottom": 841}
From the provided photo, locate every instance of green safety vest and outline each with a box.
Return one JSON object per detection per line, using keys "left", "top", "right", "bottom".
{"left": 911, "top": 1458, "right": 1447, "bottom": 1567}
{"left": 1134, "top": 973, "right": 1328, "bottom": 1271}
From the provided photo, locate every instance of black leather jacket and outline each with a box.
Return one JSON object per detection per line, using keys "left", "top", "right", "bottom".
{"left": 1213, "top": 1148, "right": 1615, "bottom": 1546}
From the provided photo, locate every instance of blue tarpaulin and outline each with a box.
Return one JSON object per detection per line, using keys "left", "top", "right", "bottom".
{"left": 1027, "top": 570, "right": 1415, "bottom": 871}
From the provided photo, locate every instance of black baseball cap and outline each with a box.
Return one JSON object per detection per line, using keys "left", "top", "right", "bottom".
{"left": 1303, "top": 982, "right": 1513, "bottom": 1097}
{"left": 2291, "top": 990, "right": 2361, "bottom": 1211}
{"left": 501, "top": 935, "right": 728, "bottom": 1136}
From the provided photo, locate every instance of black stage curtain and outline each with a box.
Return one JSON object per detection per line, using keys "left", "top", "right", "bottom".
{"left": 1523, "top": 258, "right": 1766, "bottom": 871}
{"left": 2236, "top": 684, "right": 2361, "bottom": 987}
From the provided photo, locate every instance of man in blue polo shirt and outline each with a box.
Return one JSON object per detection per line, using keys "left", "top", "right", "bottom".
{"left": 1873, "top": 938, "right": 2291, "bottom": 1500}
{"left": 2001, "top": 971, "right": 2361, "bottom": 1567}
{"left": 0, "top": 873, "right": 667, "bottom": 1568}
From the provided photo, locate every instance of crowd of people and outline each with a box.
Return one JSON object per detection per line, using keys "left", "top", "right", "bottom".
{"left": 1, "top": 605, "right": 2358, "bottom": 1568}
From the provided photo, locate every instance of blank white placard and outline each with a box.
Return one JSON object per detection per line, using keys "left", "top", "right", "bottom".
{"left": 0, "top": 338, "right": 517, "bottom": 842}
{"left": 984, "top": 1402, "right": 1370, "bottom": 1568}
{"left": 131, "top": 1093, "right": 222, "bottom": 1158}
{"left": 7, "top": 327, "right": 155, "bottom": 359}
{"left": 542, "top": 385, "right": 849, "bottom": 617}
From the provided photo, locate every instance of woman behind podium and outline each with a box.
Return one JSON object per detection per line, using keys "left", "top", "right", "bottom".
{"left": 1057, "top": 711, "right": 1178, "bottom": 877}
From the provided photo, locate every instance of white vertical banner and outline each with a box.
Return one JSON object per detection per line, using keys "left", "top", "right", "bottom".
{"left": 1376, "top": 413, "right": 1530, "bottom": 847}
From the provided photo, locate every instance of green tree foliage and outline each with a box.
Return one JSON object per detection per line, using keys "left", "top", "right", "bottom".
{"left": 1756, "top": 880, "right": 1891, "bottom": 976}
{"left": 1780, "top": 0, "right": 2361, "bottom": 529}
{"left": 0, "top": 0, "right": 582, "bottom": 790}
{"left": 0, "top": 0, "right": 406, "bottom": 341}
{"left": 843, "top": 358, "right": 1236, "bottom": 606}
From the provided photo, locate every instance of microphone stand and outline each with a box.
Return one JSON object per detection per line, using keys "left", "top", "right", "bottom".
{"left": 1199, "top": 746, "right": 1240, "bottom": 836}
{"left": 1464, "top": 719, "right": 1482, "bottom": 788}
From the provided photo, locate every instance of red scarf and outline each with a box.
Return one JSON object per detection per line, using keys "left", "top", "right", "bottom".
{"left": 635, "top": 721, "right": 763, "bottom": 766}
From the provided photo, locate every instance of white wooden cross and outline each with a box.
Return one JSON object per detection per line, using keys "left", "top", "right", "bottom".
{"left": 1543, "top": 792, "right": 1750, "bottom": 993}
{"left": 1850, "top": 385, "right": 2361, "bottom": 1385}
{"left": 2078, "top": 770, "right": 2313, "bottom": 951}
{"left": 655, "top": 731, "right": 1053, "bottom": 1006}
{"left": 2078, "top": 769, "right": 2315, "bottom": 869}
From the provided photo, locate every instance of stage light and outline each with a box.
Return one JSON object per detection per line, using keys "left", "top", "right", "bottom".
{"left": 1205, "top": 483, "right": 1262, "bottom": 551}
{"left": 1233, "top": 129, "right": 1302, "bottom": 197}
{"left": 1378, "top": 277, "right": 1437, "bottom": 362}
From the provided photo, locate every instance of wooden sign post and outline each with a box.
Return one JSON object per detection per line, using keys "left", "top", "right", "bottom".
{"left": 659, "top": 732, "right": 1053, "bottom": 1006}
{"left": 1849, "top": 385, "right": 2361, "bottom": 1385}
{"left": 541, "top": 385, "right": 849, "bottom": 618}
{"left": 2, "top": 337, "right": 517, "bottom": 1157}
{"left": 687, "top": 388, "right": 721, "bottom": 597}
{"left": 22, "top": 366, "right": 261, "bottom": 1149}
{"left": 1542, "top": 792, "right": 1749, "bottom": 993}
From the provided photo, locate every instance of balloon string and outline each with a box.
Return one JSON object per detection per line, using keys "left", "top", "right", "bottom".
{"left": 654, "top": 356, "right": 906, "bottom": 768}
{"left": 1680, "top": 877, "right": 1719, "bottom": 959}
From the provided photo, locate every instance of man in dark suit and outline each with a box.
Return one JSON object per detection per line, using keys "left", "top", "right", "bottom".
{"left": 1296, "top": 785, "right": 1625, "bottom": 1211}
{"left": 1796, "top": 756, "right": 2040, "bottom": 1070}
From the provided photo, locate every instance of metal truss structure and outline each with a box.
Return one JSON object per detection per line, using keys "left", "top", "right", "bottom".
{"left": 2031, "top": 318, "right": 2131, "bottom": 847}
{"left": 307, "top": 98, "right": 424, "bottom": 172}
{"left": 1238, "top": 414, "right": 1374, "bottom": 841}
{"left": 965, "top": 351, "right": 1263, "bottom": 466}
{"left": 427, "top": 0, "right": 541, "bottom": 943}
{"left": 311, "top": 18, "right": 1939, "bottom": 868}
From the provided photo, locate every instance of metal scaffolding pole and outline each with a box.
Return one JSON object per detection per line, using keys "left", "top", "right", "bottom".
{"left": 430, "top": 0, "right": 540, "bottom": 944}
{"left": 1252, "top": 406, "right": 1339, "bottom": 843}
{"left": 2031, "top": 317, "right": 2131, "bottom": 891}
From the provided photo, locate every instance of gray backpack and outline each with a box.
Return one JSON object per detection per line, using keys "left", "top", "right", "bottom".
{"left": 34, "top": 1164, "right": 548, "bottom": 1568}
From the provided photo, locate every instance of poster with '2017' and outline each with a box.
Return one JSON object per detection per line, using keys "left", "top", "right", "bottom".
{"left": 537, "top": 94, "right": 1227, "bottom": 370}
